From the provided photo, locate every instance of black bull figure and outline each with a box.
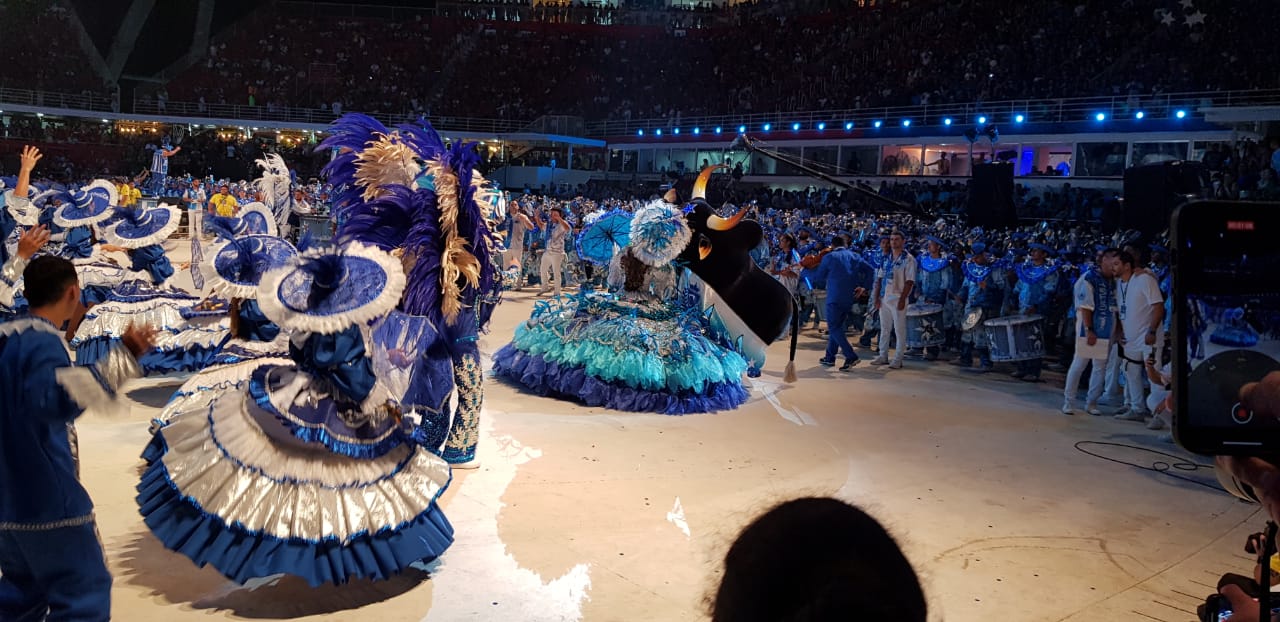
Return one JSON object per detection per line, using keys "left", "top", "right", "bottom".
{"left": 675, "top": 167, "right": 799, "bottom": 381}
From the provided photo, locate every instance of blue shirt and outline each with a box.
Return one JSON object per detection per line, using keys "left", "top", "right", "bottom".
{"left": 1014, "top": 261, "right": 1060, "bottom": 313}
{"left": 810, "top": 247, "right": 871, "bottom": 306}
{"left": 960, "top": 262, "right": 1005, "bottom": 313}
{"left": 917, "top": 255, "right": 954, "bottom": 303}
{"left": 0, "top": 318, "right": 94, "bottom": 526}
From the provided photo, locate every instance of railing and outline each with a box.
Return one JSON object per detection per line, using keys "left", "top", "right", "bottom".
{"left": 588, "top": 89, "right": 1280, "bottom": 137}
{"left": 5, "top": 85, "right": 1280, "bottom": 140}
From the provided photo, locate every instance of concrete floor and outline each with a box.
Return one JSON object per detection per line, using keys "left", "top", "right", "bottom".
{"left": 77, "top": 253, "right": 1263, "bottom": 621}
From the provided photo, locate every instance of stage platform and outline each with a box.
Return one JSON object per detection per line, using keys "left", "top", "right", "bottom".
{"left": 75, "top": 243, "right": 1257, "bottom": 622}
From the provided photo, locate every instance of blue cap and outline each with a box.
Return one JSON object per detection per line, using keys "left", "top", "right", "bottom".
{"left": 924, "top": 235, "right": 948, "bottom": 250}
{"left": 971, "top": 242, "right": 988, "bottom": 256}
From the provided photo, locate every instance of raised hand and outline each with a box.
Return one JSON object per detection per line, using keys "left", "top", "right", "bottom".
{"left": 19, "top": 145, "right": 42, "bottom": 172}
{"left": 17, "top": 225, "right": 51, "bottom": 259}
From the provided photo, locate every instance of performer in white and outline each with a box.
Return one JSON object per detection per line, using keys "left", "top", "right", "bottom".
{"left": 870, "top": 230, "right": 917, "bottom": 369}
{"left": 1063, "top": 250, "right": 1116, "bottom": 415}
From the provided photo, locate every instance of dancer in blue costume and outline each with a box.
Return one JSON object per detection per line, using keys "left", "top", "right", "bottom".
{"left": 323, "top": 114, "right": 505, "bottom": 468}
{"left": 493, "top": 200, "right": 751, "bottom": 414}
{"left": 50, "top": 180, "right": 138, "bottom": 307}
{"left": 71, "top": 202, "right": 224, "bottom": 374}
{"left": 138, "top": 241, "right": 454, "bottom": 586}
{"left": 151, "top": 223, "right": 299, "bottom": 431}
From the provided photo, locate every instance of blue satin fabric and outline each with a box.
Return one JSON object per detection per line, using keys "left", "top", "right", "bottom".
{"left": 290, "top": 326, "right": 377, "bottom": 404}
{"left": 130, "top": 244, "right": 175, "bottom": 285}
{"left": 62, "top": 227, "right": 94, "bottom": 259}
{"left": 236, "top": 299, "right": 280, "bottom": 342}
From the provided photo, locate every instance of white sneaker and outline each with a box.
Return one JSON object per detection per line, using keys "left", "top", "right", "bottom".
{"left": 1145, "top": 415, "right": 1167, "bottom": 430}
{"left": 870, "top": 358, "right": 889, "bottom": 366}
{"left": 1157, "top": 432, "right": 1174, "bottom": 443}
{"left": 1114, "top": 409, "right": 1150, "bottom": 422}
{"left": 888, "top": 360, "right": 903, "bottom": 369}
{"left": 1085, "top": 403, "right": 1103, "bottom": 416}
{"left": 451, "top": 458, "right": 481, "bottom": 470}
{"left": 1062, "top": 401, "right": 1076, "bottom": 415}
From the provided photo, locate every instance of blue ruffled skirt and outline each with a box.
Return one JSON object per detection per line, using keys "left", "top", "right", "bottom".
{"left": 72, "top": 281, "right": 228, "bottom": 374}
{"left": 492, "top": 294, "right": 749, "bottom": 414}
{"left": 138, "top": 377, "right": 454, "bottom": 586}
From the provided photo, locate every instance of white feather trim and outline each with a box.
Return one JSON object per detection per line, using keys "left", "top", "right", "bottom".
{"left": 236, "top": 202, "right": 279, "bottom": 237}
{"left": 56, "top": 179, "right": 121, "bottom": 228}
{"left": 255, "top": 242, "right": 407, "bottom": 335}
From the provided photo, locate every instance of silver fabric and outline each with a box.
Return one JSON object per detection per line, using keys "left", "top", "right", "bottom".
{"left": 158, "top": 357, "right": 292, "bottom": 424}
{"left": 94, "top": 345, "right": 143, "bottom": 392}
{"left": 74, "top": 300, "right": 193, "bottom": 342}
{"left": 157, "top": 392, "right": 452, "bottom": 542}
{"left": 0, "top": 255, "right": 26, "bottom": 308}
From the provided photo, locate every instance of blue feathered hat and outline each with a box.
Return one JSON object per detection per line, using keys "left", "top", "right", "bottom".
{"left": 923, "top": 235, "right": 948, "bottom": 250}
{"left": 104, "top": 203, "right": 181, "bottom": 248}
{"left": 257, "top": 241, "right": 406, "bottom": 335}
{"left": 54, "top": 180, "right": 118, "bottom": 227}
{"left": 205, "top": 234, "right": 298, "bottom": 299}
{"left": 1028, "top": 242, "right": 1056, "bottom": 256}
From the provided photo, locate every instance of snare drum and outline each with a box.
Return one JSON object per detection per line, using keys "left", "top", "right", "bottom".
{"left": 982, "top": 314, "right": 1045, "bottom": 362}
{"left": 906, "top": 303, "right": 945, "bottom": 347}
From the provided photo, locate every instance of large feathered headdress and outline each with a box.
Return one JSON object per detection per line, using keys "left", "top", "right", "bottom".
{"left": 254, "top": 153, "right": 296, "bottom": 229}
{"left": 319, "top": 114, "right": 503, "bottom": 328}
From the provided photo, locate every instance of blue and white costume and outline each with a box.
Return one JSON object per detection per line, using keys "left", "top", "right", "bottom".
{"left": 0, "top": 182, "right": 40, "bottom": 318}
{"left": 153, "top": 229, "right": 299, "bottom": 429}
{"left": 71, "top": 203, "right": 225, "bottom": 374}
{"left": 954, "top": 245, "right": 1006, "bottom": 370}
{"left": 138, "top": 241, "right": 455, "bottom": 586}
{"left": 494, "top": 201, "right": 750, "bottom": 414}
{"left": 0, "top": 315, "right": 142, "bottom": 620}
{"left": 1063, "top": 264, "right": 1116, "bottom": 412}
{"left": 323, "top": 114, "right": 505, "bottom": 466}
{"left": 1011, "top": 244, "right": 1060, "bottom": 379}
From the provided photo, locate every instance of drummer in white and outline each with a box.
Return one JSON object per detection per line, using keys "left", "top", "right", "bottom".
{"left": 871, "top": 230, "right": 917, "bottom": 369}
{"left": 1107, "top": 248, "right": 1165, "bottom": 422}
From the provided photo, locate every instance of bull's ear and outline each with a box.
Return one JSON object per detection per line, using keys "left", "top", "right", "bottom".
{"left": 698, "top": 236, "right": 713, "bottom": 260}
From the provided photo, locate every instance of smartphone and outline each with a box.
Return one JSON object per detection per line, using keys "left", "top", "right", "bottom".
{"left": 1173, "top": 201, "right": 1280, "bottom": 454}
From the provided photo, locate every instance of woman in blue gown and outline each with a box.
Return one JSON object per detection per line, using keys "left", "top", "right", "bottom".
{"left": 138, "top": 241, "right": 455, "bottom": 586}
{"left": 493, "top": 201, "right": 750, "bottom": 414}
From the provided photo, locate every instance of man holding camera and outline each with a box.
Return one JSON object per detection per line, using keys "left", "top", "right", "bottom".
{"left": 1107, "top": 249, "right": 1165, "bottom": 422}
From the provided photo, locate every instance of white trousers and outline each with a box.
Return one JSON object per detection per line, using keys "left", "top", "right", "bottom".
{"left": 540, "top": 250, "right": 565, "bottom": 296}
{"left": 505, "top": 242, "right": 524, "bottom": 270}
{"left": 1064, "top": 355, "right": 1107, "bottom": 407}
{"left": 1104, "top": 343, "right": 1123, "bottom": 397}
{"left": 877, "top": 302, "right": 909, "bottom": 363}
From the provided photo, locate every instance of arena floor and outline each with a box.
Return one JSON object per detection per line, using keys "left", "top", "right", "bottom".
{"left": 81, "top": 245, "right": 1260, "bottom": 622}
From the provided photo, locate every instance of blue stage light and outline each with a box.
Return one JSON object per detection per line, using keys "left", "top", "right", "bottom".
{"left": 1135, "top": 111, "right": 1145, "bottom": 119}
{"left": 655, "top": 129, "right": 662, "bottom": 136}
{"left": 673, "top": 128, "right": 680, "bottom": 135}
{"left": 714, "top": 126, "right": 722, "bottom": 134}
{"left": 873, "top": 120, "right": 883, "bottom": 128}
{"left": 738, "top": 125, "right": 746, "bottom": 133}
{"left": 844, "top": 122, "right": 854, "bottom": 130}
{"left": 1175, "top": 109, "right": 1187, "bottom": 119}
{"left": 763, "top": 123, "right": 772, "bottom": 131}
{"left": 1095, "top": 113, "right": 1106, "bottom": 121}
{"left": 637, "top": 129, "right": 644, "bottom": 136}
{"left": 1015, "top": 114, "right": 1025, "bottom": 123}
{"left": 817, "top": 122, "right": 826, "bottom": 130}
{"left": 943, "top": 118, "right": 952, "bottom": 126}
{"left": 791, "top": 122, "right": 801, "bottom": 131}
{"left": 902, "top": 119, "right": 911, "bottom": 127}
{"left": 693, "top": 127, "right": 700, "bottom": 135}
{"left": 977, "top": 116, "right": 987, "bottom": 124}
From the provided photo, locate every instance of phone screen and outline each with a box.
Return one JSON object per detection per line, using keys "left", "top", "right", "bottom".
{"left": 1174, "top": 202, "right": 1280, "bottom": 453}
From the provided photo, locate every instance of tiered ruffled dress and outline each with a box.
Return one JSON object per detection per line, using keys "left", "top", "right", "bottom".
{"left": 493, "top": 262, "right": 749, "bottom": 414}
{"left": 138, "top": 325, "right": 454, "bottom": 585}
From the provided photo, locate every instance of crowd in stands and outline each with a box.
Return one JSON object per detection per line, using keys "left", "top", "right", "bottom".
{"left": 0, "top": 3, "right": 105, "bottom": 96}
{"left": 7, "top": 1, "right": 1278, "bottom": 126}
{"left": 149, "top": 0, "right": 1280, "bottom": 124}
